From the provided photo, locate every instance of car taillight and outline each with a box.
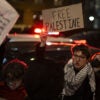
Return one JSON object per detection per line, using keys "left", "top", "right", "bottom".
{"left": 34, "top": 28, "right": 42, "bottom": 33}
{"left": 34, "top": 28, "right": 59, "bottom": 36}
{"left": 34, "top": 28, "right": 45, "bottom": 34}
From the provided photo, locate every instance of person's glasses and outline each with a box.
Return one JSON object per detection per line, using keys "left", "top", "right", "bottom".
{"left": 73, "top": 54, "right": 86, "bottom": 59}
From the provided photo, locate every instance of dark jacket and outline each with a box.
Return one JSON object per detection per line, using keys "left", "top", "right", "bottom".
{"left": 63, "top": 76, "right": 93, "bottom": 100}
{"left": 23, "top": 43, "right": 64, "bottom": 100}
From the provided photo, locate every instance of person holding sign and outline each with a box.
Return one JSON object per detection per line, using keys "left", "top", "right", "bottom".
{"left": 23, "top": 32, "right": 64, "bottom": 100}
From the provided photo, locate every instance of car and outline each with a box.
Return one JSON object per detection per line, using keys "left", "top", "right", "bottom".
{"left": 3, "top": 33, "right": 100, "bottom": 66}
{"left": 3, "top": 34, "right": 74, "bottom": 65}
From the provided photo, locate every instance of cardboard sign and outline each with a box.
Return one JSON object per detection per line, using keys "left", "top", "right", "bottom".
{"left": 42, "top": 3, "right": 84, "bottom": 32}
{"left": 0, "top": 0, "right": 19, "bottom": 45}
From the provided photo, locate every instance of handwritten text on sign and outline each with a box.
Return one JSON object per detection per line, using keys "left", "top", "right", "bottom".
{"left": 42, "top": 3, "right": 84, "bottom": 32}
{"left": 0, "top": 0, "right": 19, "bottom": 45}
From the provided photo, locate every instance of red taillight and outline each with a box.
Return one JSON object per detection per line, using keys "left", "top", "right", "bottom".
{"left": 34, "top": 28, "right": 45, "bottom": 34}
{"left": 34, "top": 28, "right": 42, "bottom": 33}
{"left": 34, "top": 28, "right": 59, "bottom": 36}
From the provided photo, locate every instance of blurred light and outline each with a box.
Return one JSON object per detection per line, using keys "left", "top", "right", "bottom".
{"left": 74, "top": 40, "right": 87, "bottom": 44}
{"left": 34, "top": 28, "right": 45, "bottom": 34}
{"left": 34, "top": 28, "right": 42, "bottom": 33}
{"left": 34, "top": 27, "right": 60, "bottom": 36}
{"left": 57, "top": 48, "right": 61, "bottom": 51}
{"left": 30, "top": 58, "right": 35, "bottom": 61}
{"left": 48, "top": 32, "right": 59, "bottom": 35}
{"left": 33, "top": 14, "right": 37, "bottom": 19}
{"left": 46, "top": 42, "right": 52, "bottom": 45}
{"left": 33, "top": 34, "right": 40, "bottom": 38}
{"left": 89, "top": 16, "right": 94, "bottom": 21}
{"left": 68, "top": 39, "right": 73, "bottom": 42}
{"left": 11, "top": 47, "right": 18, "bottom": 51}
{"left": 46, "top": 42, "right": 75, "bottom": 46}
{"left": 3, "top": 58, "right": 7, "bottom": 64}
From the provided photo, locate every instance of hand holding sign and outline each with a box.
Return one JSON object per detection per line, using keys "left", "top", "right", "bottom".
{"left": 40, "top": 30, "right": 48, "bottom": 47}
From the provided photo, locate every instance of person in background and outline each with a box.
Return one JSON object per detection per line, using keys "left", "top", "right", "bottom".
{"left": 23, "top": 33, "right": 64, "bottom": 100}
{"left": 91, "top": 52, "right": 100, "bottom": 72}
{"left": 62, "top": 44, "right": 96, "bottom": 100}
{"left": 0, "top": 59, "right": 28, "bottom": 100}
{"left": 91, "top": 52, "right": 100, "bottom": 100}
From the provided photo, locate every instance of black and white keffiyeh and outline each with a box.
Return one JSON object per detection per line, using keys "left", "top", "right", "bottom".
{"left": 62, "top": 62, "right": 96, "bottom": 96}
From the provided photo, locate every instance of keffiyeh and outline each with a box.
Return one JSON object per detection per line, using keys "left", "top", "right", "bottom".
{"left": 63, "top": 62, "right": 96, "bottom": 96}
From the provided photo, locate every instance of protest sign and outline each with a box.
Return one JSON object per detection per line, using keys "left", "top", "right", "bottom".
{"left": 0, "top": 0, "right": 19, "bottom": 45}
{"left": 42, "top": 3, "right": 84, "bottom": 32}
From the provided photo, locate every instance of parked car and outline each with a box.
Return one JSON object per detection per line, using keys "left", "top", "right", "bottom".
{"left": 3, "top": 34, "right": 74, "bottom": 65}
{"left": 3, "top": 34, "right": 100, "bottom": 65}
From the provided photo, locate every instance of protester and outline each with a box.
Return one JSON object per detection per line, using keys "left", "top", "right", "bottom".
{"left": 0, "top": 59, "right": 28, "bottom": 100}
{"left": 23, "top": 33, "right": 64, "bottom": 100}
{"left": 62, "top": 44, "right": 96, "bottom": 100}
{"left": 91, "top": 52, "right": 100, "bottom": 71}
{"left": 91, "top": 52, "right": 100, "bottom": 100}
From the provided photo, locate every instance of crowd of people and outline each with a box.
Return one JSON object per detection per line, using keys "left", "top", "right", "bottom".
{"left": 0, "top": 34, "right": 99, "bottom": 100}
